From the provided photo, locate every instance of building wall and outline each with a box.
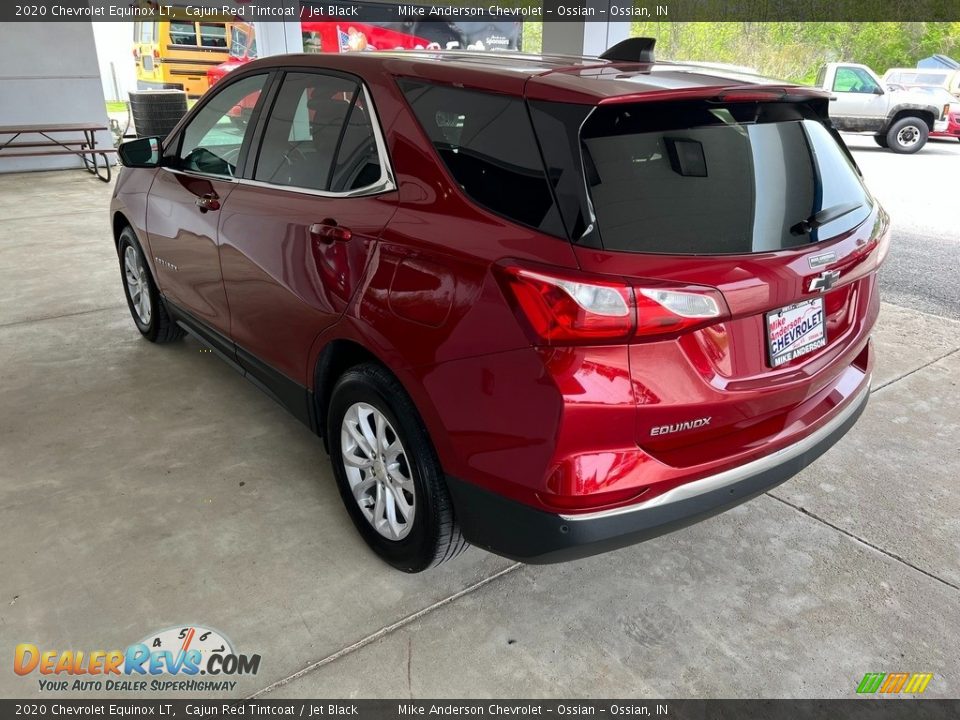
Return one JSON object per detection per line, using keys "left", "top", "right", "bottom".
{"left": 93, "top": 22, "right": 137, "bottom": 103}
{"left": 0, "top": 22, "right": 111, "bottom": 173}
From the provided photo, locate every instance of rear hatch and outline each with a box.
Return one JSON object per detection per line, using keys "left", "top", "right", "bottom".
{"left": 530, "top": 91, "right": 888, "bottom": 466}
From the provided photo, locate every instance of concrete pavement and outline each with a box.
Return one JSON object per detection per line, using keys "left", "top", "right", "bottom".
{"left": 844, "top": 135, "right": 960, "bottom": 320}
{"left": 0, "top": 169, "right": 957, "bottom": 699}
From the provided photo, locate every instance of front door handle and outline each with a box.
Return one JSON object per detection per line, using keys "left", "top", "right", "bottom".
{"left": 309, "top": 219, "right": 353, "bottom": 243}
{"left": 195, "top": 193, "right": 221, "bottom": 212}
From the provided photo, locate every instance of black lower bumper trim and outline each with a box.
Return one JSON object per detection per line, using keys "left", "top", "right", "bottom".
{"left": 445, "top": 385, "right": 869, "bottom": 564}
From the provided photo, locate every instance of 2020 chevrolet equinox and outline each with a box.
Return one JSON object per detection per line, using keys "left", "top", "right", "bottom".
{"left": 111, "top": 40, "right": 887, "bottom": 572}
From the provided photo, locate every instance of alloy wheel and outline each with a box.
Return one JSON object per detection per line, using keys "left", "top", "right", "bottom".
{"left": 123, "top": 245, "right": 152, "bottom": 325}
{"left": 340, "top": 402, "right": 416, "bottom": 541}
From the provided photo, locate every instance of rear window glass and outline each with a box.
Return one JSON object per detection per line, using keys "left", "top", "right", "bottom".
{"left": 199, "top": 23, "right": 227, "bottom": 49}
{"left": 169, "top": 22, "right": 197, "bottom": 46}
{"left": 399, "top": 79, "right": 561, "bottom": 234}
{"left": 581, "top": 102, "right": 873, "bottom": 255}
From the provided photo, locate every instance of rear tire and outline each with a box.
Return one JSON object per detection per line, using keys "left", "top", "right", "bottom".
{"left": 328, "top": 363, "right": 468, "bottom": 572}
{"left": 117, "top": 226, "right": 183, "bottom": 344}
{"left": 873, "top": 135, "right": 888, "bottom": 148}
{"left": 885, "top": 117, "right": 928, "bottom": 154}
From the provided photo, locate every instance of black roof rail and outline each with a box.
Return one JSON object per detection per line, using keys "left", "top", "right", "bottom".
{"left": 600, "top": 37, "right": 656, "bottom": 64}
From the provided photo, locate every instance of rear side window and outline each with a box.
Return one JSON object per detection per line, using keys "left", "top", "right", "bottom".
{"left": 199, "top": 23, "right": 227, "bottom": 49}
{"left": 255, "top": 72, "right": 383, "bottom": 193}
{"left": 580, "top": 101, "right": 873, "bottom": 255}
{"left": 399, "top": 79, "right": 560, "bottom": 233}
{"left": 169, "top": 21, "right": 197, "bottom": 46}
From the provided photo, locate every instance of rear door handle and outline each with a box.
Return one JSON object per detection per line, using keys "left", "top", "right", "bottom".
{"left": 309, "top": 219, "right": 353, "bottom": 243}
{"left": 195, "top": 193, "right": 220, "bottom": 212}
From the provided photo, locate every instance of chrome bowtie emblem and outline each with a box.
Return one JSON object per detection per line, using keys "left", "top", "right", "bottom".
{"left": 808, "top": 269, "right": 840, "bottom": 293}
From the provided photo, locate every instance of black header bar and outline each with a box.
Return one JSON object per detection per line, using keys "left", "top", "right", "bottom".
{"left": 3, "top": 0, "right": 960, "bottom": 22}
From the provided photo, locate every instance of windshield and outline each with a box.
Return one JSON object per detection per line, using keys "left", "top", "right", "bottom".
{"left": 579, "top": 101, "right": 873, "bottom": 254}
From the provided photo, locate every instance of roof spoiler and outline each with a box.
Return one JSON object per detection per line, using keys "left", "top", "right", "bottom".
{"left": 600, "top": 37, "right": 656, "bottom": 64}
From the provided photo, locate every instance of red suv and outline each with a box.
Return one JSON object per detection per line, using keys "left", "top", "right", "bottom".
{"left": 112, "top": 42, "right": 887, "bottom": 572}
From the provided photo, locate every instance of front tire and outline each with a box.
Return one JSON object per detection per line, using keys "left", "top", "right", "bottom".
{"left": 873, "top": 134, "right": 888, "bottom": 148}
{"left": 328, "top": 363, "right": 468, "bottom": 572}
{"left": 885, "top": 117, "right": 928, "bottom": 154}
{"left": 117, "top": 226, "right": 183, "bottom": 343}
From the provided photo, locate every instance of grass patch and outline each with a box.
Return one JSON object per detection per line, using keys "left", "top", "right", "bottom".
{"left": 106, "top": 101, "right": 127, "bottom": 114}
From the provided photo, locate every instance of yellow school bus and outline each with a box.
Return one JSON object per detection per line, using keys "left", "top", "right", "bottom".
{"left": 134, "top": 21, "right": 232, "bottom": 99}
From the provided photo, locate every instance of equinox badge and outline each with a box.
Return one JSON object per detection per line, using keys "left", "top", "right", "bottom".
{"left": 651, "top": 418, "right": 712, "bottom": 436}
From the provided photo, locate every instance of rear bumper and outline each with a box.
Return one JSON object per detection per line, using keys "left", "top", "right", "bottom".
{"left": 446, "top": 376, "right": 870, "bottom": 563}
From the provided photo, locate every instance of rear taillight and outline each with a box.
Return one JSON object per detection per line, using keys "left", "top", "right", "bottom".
{"left": 499, "top": 266, "right": 634, "bottom": 343}
{"left": 635, "top": 288, "right": 723, "bottom": 337}
{"left": 497, "top": 264, "right": 726, "bottom": 345}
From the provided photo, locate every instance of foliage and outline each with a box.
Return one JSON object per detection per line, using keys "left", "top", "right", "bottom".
{"left": 629, "top": 22, "right": 960, "bottom": 82}
{"left": 523, "top": 21, "right": 543, "bottom": 54}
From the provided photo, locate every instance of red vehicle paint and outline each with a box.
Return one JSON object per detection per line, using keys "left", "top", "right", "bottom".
{"left": 113, "top": 46, "right": 886, "bottom": 570}
{"left": 931, "top": 108, "right": 960, "bottom": 140}
{"left": 208, "top": 21, "right": 432, "bottom": 88}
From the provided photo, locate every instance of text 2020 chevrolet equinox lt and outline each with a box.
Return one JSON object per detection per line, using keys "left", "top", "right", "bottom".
{"left": 111, "top": 39, "right": 888, "bottom": 572}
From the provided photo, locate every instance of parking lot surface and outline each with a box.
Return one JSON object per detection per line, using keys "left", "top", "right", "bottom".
{"left": 1, "top": 138, "right": 958, "bottom": 698}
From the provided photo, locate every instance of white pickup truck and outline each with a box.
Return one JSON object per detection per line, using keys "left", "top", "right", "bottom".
{"left": 814, "top": 62, "right": 945, "bottom": 153}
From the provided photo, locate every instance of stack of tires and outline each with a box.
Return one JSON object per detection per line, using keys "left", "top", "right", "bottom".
{"left": 129, "top": 90, "right": 188, "bottom": 140}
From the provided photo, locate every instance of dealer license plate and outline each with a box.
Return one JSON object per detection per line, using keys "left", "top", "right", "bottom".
{"left": 766, "top": 298, "right": 827, "bottom": 367}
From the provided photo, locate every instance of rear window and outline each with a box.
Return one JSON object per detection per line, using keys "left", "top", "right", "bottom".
{"left": 398, "top": 79, "right": 563, "bottom": 235}
{"left": 580, "top": 101, "right": 873, "bottom": 255}
{"left": 169, "top": 21, "right": 197, "bottom": 46}
{"left": 199, "top": 23, "right": 227, "bottom": 49}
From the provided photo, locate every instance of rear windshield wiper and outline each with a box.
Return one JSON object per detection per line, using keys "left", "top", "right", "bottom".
{"left": 790, "top": 202, "right": 864, "bottom": 236}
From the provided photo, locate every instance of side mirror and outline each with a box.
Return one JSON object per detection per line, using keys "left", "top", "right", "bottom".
{"left": 118, "top": 137, "right": 161, "bottom": 168}
{"left": 872, "top": 86, "right": 885, "bottom": 95}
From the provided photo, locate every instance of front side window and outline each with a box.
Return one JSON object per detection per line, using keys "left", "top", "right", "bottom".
{"left": 176, "top": 74, "right": 267, "bottom": 177}
{"left": 580, "top": 101, "right": 872, "bottom": 254}
{"left": 254, "top": 72, "right": 383, "bottom": 193}
{"left": 399, "top": 80, "right": 557, "bottom": 232}
{"left": 833, "top": 67, "right": 879, "bottom": 94}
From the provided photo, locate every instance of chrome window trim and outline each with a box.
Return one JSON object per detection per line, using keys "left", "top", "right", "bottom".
{"left": 159, "top": 166, "right": 239, "bottom": 184}
{"left": 560, "top": 376, "right": 872, "bottom": 522}
{"left": 242, "top": 83, "right": 397, "bottom": 199}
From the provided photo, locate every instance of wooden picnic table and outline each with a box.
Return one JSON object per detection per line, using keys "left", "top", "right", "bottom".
{"left": 0, "top": 123, "right": 116, "bottom": 182}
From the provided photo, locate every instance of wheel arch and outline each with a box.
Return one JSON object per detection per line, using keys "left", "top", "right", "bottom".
{"left": 112, "top": 211, "right": 161, "bottom": 285}
{"left": 310, "top": 337, "right": 453, "bottom": 479}
{"left": 887, "top": 107, "right": 935, "bottom": 131}
{"left": 112, "top": 211, "right": 132, "bottom": 250}
{"left": 312, "top": 338, "right": 385, "bottom": 449}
